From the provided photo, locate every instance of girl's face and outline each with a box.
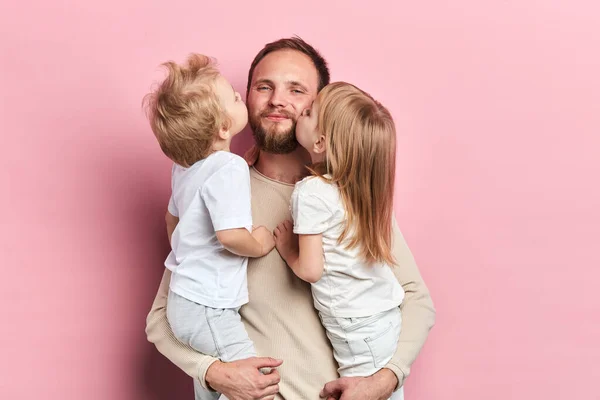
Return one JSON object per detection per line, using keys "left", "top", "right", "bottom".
{"left": 295, "top": 100, "right": 322, "bottom": 156}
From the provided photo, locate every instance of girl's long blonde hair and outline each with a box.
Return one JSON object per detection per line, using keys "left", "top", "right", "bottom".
{"left": 310, "top": 82, "right": 397, "bottom": 266}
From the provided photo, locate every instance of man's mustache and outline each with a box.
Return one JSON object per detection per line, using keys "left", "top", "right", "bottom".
{"left": 258, "top": 108, "right": 295, "bottom": 120}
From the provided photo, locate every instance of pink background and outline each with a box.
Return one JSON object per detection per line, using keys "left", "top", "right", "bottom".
{"left": 1, "top": 1, "right": 599, "bottom": 399}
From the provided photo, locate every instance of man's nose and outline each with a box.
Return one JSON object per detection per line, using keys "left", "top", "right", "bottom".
{"left": 268, "top": 88, "right": 288, "bottom": 108}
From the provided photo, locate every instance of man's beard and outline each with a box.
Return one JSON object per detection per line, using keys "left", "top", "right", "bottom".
{"left": 249, "top": 108, "right": 299, "bottom": 154}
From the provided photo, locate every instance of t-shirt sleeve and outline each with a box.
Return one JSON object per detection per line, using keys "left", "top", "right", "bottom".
{"left": 292, "top": 179, "right": 333, "bottom": 235}
{"left": 201, "top": 156, "right": 253, "bottom": 232}
{"left": 167, "top": 164, "right": 178, "bottom": 217}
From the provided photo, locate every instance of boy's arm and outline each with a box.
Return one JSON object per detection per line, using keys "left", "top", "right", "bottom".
{"left": 384, "top": 219, "right": 436, "bottom": 389}
{"left": 216, "top": 226, "right": 274, "bottom": 258}
{"left": 274, "top": 220, "right": 324, "bottom": 283}
{"left": 165, "top": 212, "right": 179, "bottom": 244}
{"left": 145, "top": 269, "right": 219, "bottom": 390}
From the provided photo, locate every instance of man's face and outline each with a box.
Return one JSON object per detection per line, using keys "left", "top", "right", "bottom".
{"left": 247, "top": 49, "right": 320, "bottom": 154}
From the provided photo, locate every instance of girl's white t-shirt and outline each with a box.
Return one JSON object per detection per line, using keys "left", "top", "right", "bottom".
{"left": 291, "top": 176, "right": 405, "bottom": 318}
{"left": 165, "top": 151, "right": 252, "bottom": 309}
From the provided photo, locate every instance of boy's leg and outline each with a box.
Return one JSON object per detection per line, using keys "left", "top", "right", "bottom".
{"left": 193, "top": 381, "right": 221, "bottom": 400}
{"left": 167, "top": 292, "right": 222, "bottom": 400}
{"left": 167, "top": 292, "right": 256, "bottom": 399}
{"left": 167, "top": 291, "right": 221, "bottom": 355}
{"left": 204, "top": 307, "right": 256, "bottom": 362}
{"left": 194, "top": 307, "right": 256, "bottom": 400}
{"left": 168, "top": 293, "right": 255, "bottom": 360}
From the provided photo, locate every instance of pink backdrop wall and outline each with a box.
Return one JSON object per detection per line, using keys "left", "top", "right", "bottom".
{"left": 1, "top": 1, "right": 599, "bottom": 399}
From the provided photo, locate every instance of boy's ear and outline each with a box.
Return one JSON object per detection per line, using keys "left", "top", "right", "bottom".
{"left": 218, "top": 125, "right": 231, "bottom": 141}
{"left": 313, "top": 134, "right": 326, "bottom": 154}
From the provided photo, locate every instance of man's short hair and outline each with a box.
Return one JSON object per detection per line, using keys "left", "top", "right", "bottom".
{"left": 246, "top": 36, "right": 330, "bottom": 96}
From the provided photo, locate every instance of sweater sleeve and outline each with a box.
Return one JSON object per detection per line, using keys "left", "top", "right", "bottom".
{"left": 145, "top": 269, "right": 219, "bottom": 390}
{"left": 384, "top": 219, "right": 436, "bottom": 389}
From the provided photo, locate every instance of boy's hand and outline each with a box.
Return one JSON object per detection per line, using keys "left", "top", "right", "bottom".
{"left": 274, "top": 220, "right": 299, "bottom": 266}
{"left": 251, "top": 226, "right": 276, "bottom": 256}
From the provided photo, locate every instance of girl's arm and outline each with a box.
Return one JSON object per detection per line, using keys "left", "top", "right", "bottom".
{"left": 274, "top": 220, "right": 324, "bottom": 283}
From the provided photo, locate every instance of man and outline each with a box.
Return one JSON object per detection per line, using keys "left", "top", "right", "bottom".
{"left": 146, "top": 37, "right": 435, "bottom": 400}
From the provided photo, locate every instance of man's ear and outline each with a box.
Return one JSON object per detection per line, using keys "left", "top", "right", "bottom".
{"left": 313, "top": 134, "right": 326, "bottom": 154}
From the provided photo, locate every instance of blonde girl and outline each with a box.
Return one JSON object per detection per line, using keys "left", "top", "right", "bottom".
{"left": 274, "top": 82, "right": 405, "bottom": 400}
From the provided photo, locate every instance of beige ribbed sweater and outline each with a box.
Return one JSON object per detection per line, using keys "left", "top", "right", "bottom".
{"left": 145, "top": 167, "right": 436, "bottom": 399}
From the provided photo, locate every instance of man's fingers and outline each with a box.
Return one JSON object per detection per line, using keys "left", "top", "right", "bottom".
{"left": 256, "top": 369, "right": 280, "bottom": 400}
{"left": 259, "top": 368, "right": 280, "bottom": 385}
{"left": 257, "top": 383, "right": 280, "bottom": 398}
{"left": 320, "top": 379, "right": 344, "bottom": 398}
{"left": 252, "top": 356, "right": 283, "bottom": 369}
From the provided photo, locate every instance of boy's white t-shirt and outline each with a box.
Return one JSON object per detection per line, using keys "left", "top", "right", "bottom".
{"left": 291, "top": 176, "right": 405, "bottom": 318}
{"left": 165, "top": 151, "right": 252, "bottom": 309}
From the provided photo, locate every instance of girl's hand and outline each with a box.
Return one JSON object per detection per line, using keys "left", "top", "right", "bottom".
{"left": 274, "top": 220, "right": 299, "bottom": 265}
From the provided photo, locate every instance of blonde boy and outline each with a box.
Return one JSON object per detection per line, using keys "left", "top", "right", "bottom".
{"left": 143, "top": 54, "right": 275, "bottom": 400}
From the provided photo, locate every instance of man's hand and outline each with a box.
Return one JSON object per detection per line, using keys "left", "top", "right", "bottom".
{"left": 320, "top": 368, "right": 398, "bottom": 400}
{"left": 205, "top": 357, "right": 283, "bottom": 400}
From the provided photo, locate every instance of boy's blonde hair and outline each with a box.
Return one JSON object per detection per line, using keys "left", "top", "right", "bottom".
{"left": 143, "top": 54, "right": 231, "bottom": 167}
{"left": 310, "top": 82, "right": 397, "bottom": 266}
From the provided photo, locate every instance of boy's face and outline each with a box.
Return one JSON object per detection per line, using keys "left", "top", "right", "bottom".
{"left": 214, "top": 75, "right": 248, "bottom": 137}
{"left": 246, "top": 50, "right": 319, "bottom": 154}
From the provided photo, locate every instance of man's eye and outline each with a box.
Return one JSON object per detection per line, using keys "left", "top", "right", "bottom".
{"left": 292, "top": 89, "right": 304, "bottom": 94}
{"left": 257, "top": 86, "right": 271, "bottom": 91}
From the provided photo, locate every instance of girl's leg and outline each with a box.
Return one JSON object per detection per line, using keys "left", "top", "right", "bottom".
{"left": 321, "top": 308, "right": 403, "bottom": 400}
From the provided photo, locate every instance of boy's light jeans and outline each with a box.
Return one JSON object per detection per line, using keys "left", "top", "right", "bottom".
{"left": 167, "top": 291, "right": 255, "bottom": 400}
{"left": 320, "top": 307, "right": 404, "bottom": 400}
